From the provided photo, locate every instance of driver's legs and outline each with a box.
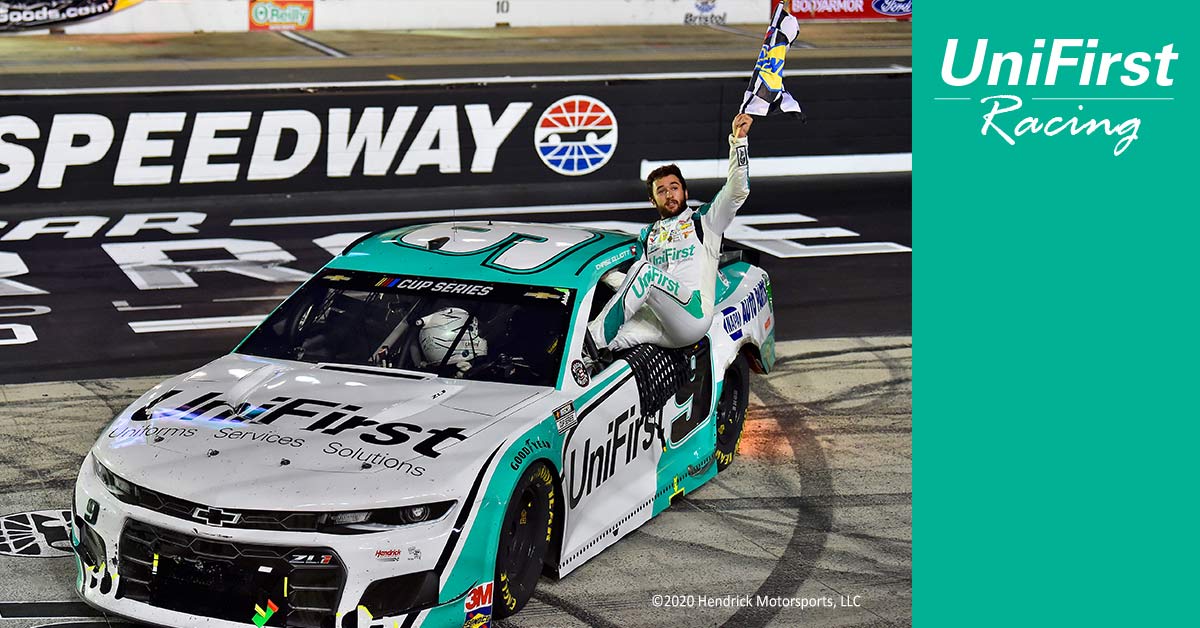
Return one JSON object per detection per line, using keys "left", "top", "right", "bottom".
{"left": 589, "top": 260, "right": 710, "bottom": 350}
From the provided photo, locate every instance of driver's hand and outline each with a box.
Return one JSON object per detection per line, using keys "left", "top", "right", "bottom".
{"left": 732, "top": 113, "right": 753, "bottom": 138}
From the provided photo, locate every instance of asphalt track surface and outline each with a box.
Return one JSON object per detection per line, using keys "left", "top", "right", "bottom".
{"left": 0, "top": 22, "right": 911, "bottom": 628}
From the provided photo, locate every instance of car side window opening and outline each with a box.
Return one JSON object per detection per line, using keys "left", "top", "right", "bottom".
{"left": 238, "top": 271, "right": 573, "bottom": 387}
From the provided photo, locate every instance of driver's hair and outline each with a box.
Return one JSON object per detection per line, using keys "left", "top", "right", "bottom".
{"left": 645, "top": 164, "right": 687, "bottom": 200}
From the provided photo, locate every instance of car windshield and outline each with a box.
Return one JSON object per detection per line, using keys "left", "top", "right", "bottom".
{"left": 237, "top": 270, "right": 574, "bottom": 387}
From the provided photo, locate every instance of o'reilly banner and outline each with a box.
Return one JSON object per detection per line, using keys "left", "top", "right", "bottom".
{"left": 0, "top": 75, "right": 910, "bottom": 203}
{"left": 0, "top": 0, "right": 143, "bottom": 32}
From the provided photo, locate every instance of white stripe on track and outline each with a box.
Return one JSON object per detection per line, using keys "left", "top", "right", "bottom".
{"left": 0, "top": 67, "right": 912, "bottom": 97}
{"left": 229, "top": 201, "right": 658, "bottom": 227}
{"left": 641, "top": 152, "right": 912, "bottom": 179}
{"left": 277, "top": 29, "right": 350, "bottom": 58}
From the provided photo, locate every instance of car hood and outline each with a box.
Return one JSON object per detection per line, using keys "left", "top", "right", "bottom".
{"left": 91, "top": 354, "right": 551, "bottom": 510}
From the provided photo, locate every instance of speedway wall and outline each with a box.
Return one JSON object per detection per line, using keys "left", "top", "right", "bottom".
{"left": 0, "top": 71, "right": 911, "bottom": 205}
{"left": 47, "top": 0, "right": 765, "bottom": 34}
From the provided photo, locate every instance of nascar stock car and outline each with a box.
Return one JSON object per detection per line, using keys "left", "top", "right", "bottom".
{"left": 71, "top": 221, "right": 776, "bottom": 628}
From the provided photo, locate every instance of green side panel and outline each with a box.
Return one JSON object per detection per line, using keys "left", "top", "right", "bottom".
{"left": 437, "top": 379, "right": 638, "bottom": 623}
{"left": 651, "top": 358, "right": 720, "bottom": 517}
{"left": 715, "top": 261, "right": 753, "bottom": 303}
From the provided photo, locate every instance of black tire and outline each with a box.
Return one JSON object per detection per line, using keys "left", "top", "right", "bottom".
{"left": 715, "top": 354, "right": 750, "bottom": 471}
{"left": 494, "top": 462, "right": 555, "bottom": 618}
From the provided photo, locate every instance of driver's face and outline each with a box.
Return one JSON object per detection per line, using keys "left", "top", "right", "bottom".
{"left": 651, "top": 175, "right": 687, "bottom": 219}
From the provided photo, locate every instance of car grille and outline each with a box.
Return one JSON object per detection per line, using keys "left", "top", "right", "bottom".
{"left": 118, "top": 519, "right": 343, "bottom": 628}
{"left": 115, "top": 481, "right": 327, "bottom": 532}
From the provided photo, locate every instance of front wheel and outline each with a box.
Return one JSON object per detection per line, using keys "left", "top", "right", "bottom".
{"left": 494, "top": 462, "right": 555, "bottom": 618}
{"left": 715, "top": 354, "right": 750, "bottom": 471}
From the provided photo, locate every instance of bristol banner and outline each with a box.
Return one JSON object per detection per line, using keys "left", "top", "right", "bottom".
{"left": 772, "top": 0, "right": 912, "bottom": 20}
{"left": 0, "top": 73, "right": 911, "bottom": 204}
{"left": 0, "top": 0, "right": 143, "bottom": 32}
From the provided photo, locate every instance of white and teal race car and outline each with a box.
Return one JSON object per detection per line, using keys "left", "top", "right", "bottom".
{"left": 71, "top": 221, "right": 776, "bottom": 628}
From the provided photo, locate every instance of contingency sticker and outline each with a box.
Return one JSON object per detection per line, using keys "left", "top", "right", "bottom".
{"left": 553, "top": 402, "right": 578, "bottom": 434}
{"left": 464, "top": 581, "right": 493, "bottom": 628}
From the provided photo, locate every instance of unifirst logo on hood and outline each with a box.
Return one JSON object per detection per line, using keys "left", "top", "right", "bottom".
{"left": 0, "top": 103, "right": 533, "bottom": 193}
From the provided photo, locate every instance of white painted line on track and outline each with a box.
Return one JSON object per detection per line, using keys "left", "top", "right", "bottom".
{"left": 230, "top": 200, "right": 658, "bottom": 227}
{"left": 277, "top": 30, "right": 350, "bottom": 58}
{"left": 0, "top": 67, "right": 912, "bottom": 97}
{"left": 112, "top": 300, "right": 182, "bottom": 312}
{"left": 129, "top": 315, "right": 264, "bottom": 334}
{"left": 641, "top": 152, "right": 912, "bottom": 179}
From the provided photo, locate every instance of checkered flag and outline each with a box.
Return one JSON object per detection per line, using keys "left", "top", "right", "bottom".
{"left": 740, "top": 2, "right": 805, "bottom": 119}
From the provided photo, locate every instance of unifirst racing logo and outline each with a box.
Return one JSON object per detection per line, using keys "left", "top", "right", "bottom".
{"left": 533, "top": 95, "right": 618, "bottom": 176}
{"left": 631, "top": 265, "right": 681, "bottom": 298}
{"left": 650, "top": 244, "right": 695, "bottom": 267}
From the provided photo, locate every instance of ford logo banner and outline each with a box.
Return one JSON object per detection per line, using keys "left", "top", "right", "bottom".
{"left": 871, "top": 0, "right": 912, "bottom": 17}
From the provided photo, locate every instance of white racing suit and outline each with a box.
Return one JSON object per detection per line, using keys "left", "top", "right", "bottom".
{"left": 589, "top": 134, "right": 749, "bottom": 350}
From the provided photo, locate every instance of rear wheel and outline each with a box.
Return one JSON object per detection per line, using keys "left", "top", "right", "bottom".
{"left": 494, "top": 462, "right": 555, "bottom": 618}
{"left": 715, "top": 354, "right": 750, "bottom": 471}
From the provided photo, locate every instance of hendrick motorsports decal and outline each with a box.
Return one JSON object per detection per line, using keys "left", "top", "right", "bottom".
{"left": 0, "top": 509, "right": 73, "bottom": 557}
{"left": 0, "top": 0, "right": 143, "bottom": 32}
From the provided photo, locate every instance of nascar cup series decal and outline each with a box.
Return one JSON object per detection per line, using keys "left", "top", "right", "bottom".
{"left": 534, "top": 96, "right": 618, "bottom": 176}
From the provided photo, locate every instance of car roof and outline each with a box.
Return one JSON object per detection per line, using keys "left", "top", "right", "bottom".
{"left": 327, "top": 221, "right": 638, "bottom": 291}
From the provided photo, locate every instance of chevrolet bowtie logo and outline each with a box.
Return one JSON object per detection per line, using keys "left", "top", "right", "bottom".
{"left": 192, "top": 506, "right": 242, "bottom": 527}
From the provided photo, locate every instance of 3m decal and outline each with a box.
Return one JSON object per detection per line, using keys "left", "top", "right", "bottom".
{"left": 464, "top": 581, "right": 493, "bottom": 628}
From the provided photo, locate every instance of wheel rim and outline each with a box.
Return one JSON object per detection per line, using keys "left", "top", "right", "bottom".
{"left": 501, "top": 484, "right": 549, "bottom": 588}
{"left": 716, "top": 382, "right": 742, "bottom": 448}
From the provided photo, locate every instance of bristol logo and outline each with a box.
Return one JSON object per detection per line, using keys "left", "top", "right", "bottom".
{"left": 533, "top": 95, "right": 618, "bottom": 176}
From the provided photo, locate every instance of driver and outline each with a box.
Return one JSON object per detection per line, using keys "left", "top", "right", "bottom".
{"left": 418, "top": 307, "right": 489, "bottom": 373}
{"left": 588, "top": 113, "right": 753, "bottom": 351}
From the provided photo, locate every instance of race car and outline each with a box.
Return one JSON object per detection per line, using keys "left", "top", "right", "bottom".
{"left": 71, "top": 221, "right": 776, "bottom": 628}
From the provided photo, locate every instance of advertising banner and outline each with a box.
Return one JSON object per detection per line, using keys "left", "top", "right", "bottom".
{"left": 0, "top": 73, "right": 910, "bottom": 204}
{"left": 0, "top": 0, "right": 143, "bottom": 33}
{"left": 772, "top": 0, "right": 912, "bottom": 21}
{"left": 248, "top": 0, "right": 313, "bottom": 31}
